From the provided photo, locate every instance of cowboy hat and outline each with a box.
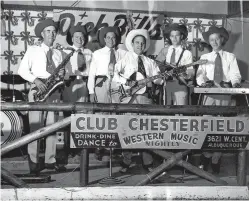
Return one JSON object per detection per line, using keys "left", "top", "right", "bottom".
{"left": 97, "top": 26, "right": 121, "bottom": 47}
{"left": 35, "top": 19, "right": 58, "bottom": 38}
{"left": 202, "top": 26, "right": 229, "bottom": 45}
{"left": 164, "top": 23, "right": 188, "bottom": 40}
{"left": 125, "top": 29, "right": 150, "bottom": 52}
{"left": 66, "top": 25, "right": 88, "bottom": 46}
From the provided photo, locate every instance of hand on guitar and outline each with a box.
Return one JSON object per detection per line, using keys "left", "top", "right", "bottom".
{"left": 58, "top": 68, "right": 65, "bottom": 79}
{"left": 232, "top": 83, "right": 241, "bottom": 88}
{"left": 125, "top": 79, "right": 137, "bottom": 87}
{"left": 34, "top": 78, "right": 47, "bottom": 93}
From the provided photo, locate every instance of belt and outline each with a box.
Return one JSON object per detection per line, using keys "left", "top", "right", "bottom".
{"left": 95, "top": 75, "right": 108, "bottom": 79}
{"left": 69, "top": 75, "right": 88, "bottom": 81}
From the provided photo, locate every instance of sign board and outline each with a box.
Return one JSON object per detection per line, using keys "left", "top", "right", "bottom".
{"left": 70, "top": 114, "right": 249, "bottom": 150}
{"left": 53, "top": 10, "right": 223, "bottom": 56}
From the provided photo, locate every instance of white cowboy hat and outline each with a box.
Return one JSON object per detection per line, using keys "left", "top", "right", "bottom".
{"left": 125, "top": 29, "right": 150, "bottom": 52}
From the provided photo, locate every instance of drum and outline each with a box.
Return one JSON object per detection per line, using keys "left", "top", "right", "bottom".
{"left": 1, "top": 111, "right": 24, "bottom": 145}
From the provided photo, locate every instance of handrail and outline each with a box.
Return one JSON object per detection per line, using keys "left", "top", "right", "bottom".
{"left": 1, "top": 102, "right": 249, "bottom": 115}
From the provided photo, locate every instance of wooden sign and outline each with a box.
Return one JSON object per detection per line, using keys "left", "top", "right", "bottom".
{"left": 70, "top": 114, "right": 249, "bottom": 149}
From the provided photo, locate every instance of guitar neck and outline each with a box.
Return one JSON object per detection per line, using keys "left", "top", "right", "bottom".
{"left": 137, "top": 73, "right": 167, "bottom": 86}
{"left": 52, "top": 50, "right": 74, "bottom": 75}
{"left": 179, "top": 60, "right": 204, "bottom": 69}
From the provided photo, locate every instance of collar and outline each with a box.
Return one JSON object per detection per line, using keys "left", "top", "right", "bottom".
{"left": 72, "top": 45, "right": 84, "bottom": 52}
{"left": 131, "top": 51, "right": 144, "bottom": 59}
{"left": 212, "top": 49, "right": 223, "bottom": 56}
{"left": 41, "top": 43, "right": 53, "bottom": 51}
{"left": 103, "top": 46, "right": 117, "bottom": 52}
{"left": 169, "top": 45, "right": 183, "bottom": 52}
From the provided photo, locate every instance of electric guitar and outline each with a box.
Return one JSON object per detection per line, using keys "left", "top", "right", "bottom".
{"left": 111, "top": 59, "right": 208, "bottom": 103}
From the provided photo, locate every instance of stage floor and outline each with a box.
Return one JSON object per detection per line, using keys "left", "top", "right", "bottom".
{"left": 1, "top": 152, "right": 249, "bottom": 188}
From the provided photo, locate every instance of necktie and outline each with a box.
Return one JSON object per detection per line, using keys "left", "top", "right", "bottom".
{"left": 77, "top": 49, "right": 86, "bottom": 72}
{"left": 170, "top": 48, "right": 176, "bottom": 64}
{"left": 213, "top": 52, "right": 223, "bottom": 84}
{"left": 108, "top": 48, "right": 116, "bottom": 77}
{"left": 46, "top": 48, "right": 56, "bottom": 74}
{"left": 138, "top": 56, "right": 147, "bottom": 78}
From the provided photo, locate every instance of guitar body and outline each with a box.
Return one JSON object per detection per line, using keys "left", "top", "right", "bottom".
{"left": 130, "top": 72, "right": 147, "bottom": 95}
{"left": 32, "top": 78, "right": 64, "bottom": 102}
{"left": 110, "top": 72, "right": 147, "bottom": 103}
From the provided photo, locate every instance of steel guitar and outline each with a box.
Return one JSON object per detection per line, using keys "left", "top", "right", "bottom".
{"left": 194, "top": 87, "right": 249, "bottom": 106}
{"left": 194, "top": 87, "right": 249, "bottom": 95}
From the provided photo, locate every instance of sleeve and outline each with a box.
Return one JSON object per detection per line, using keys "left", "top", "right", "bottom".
{"left": 155, "top": 47, "right": 168, "bottom": 63}
{"left": 112, "top": 56, "right": 127, "bottom": 84}
{"left": 61, "top": 50, "right": 71, "bottom": 79}
{"left": 184, "top": 51, "right": 194, "bottom": 79}
{"left": 151, "top": 60, "right": 164, "bottom": 85}
{"left": 87, "top": 52, "right": 98, "bottom": 94}
{"left": 229, "top": 54, "right": 241, "bottom": 85}
{"left": 196, "top": 55, "right": 207, "bottom": 86}
{"left": 155, "top": 47, "right": 168, "bottom": 72}
{"left": 17, "top": 47, "right": 37, "bottom": 83}
{"left": 85, "top": 49, "right": 93, "bottom": 76}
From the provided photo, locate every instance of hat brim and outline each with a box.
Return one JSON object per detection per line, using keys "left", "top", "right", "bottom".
{"left": 66, "top": 26, "right": 88, "bottom": 46}
{"left": 98, "top": 26, "right": 121, "bottom": 48}
{"left": 163, "top": 24, "right": 188, "bottom": 40}
{"left": 125, "top": 29, "right": 150, "bottom": 52}
{"left": 35, "top": 19, "right": 58, "bottom": 38}
{"left": 202, "top": 28, "right": 229, "bottom": 45}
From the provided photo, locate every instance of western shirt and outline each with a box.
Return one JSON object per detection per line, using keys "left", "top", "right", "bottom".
{"left": 166, "top": 45, "right": 194, "bottom": 78}
{"left": 18, "top": 43, "right": 62, "bottom": 83}
{"left": 196, "top": 50, "right": 241, "bottom": 86}
{"left": 113, "top": 51, "right": 163, "bottom": 85}
{"left": 87, "top": 46, "right": 127, "bottom": 94}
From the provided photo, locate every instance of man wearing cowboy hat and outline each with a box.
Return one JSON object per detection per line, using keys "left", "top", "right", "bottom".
{"left": 196, "top": 26, "right": 241, "bottom": 174}
{"left": 63, "top": 25, "right": 92, "bottom": 105}
{"left": 18, "top": 19, "right": 66, "bottom": 174}
{"left": 88, "top": 26, "right": 127, "bottom": 103}
{"left": 87, "top": 26, "right": 127, "bottom": 160}
{"left": 156, "top": 23, "right": 194, "bottom": 105}
{"left": 113, "top": 29, "right": 163, "bottom": 173}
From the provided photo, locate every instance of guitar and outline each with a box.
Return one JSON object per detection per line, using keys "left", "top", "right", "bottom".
{"left": 155, "top": 59, "right": 208, "bottom": 75}
{"left": 111, "top": 59, "right": 208, "bottom": 103}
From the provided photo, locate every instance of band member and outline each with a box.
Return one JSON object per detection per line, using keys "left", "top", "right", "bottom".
{"left": 18, "top": 19, "right": 66, "bottom": 174}
{"left": 113, "top": 29, "right": 163, "bottom": 173}
{"left": 63, "top": 25, "right": 92, "bottom": 105}
{"left": 87, "top": 26, "right": 127, "bottom": 160}
{"left": 196, "top": 26, "right": 241, "bottom": 173}
{"left": 156, "top": 23, "right": 194, "bottom": 105}
{"left": 88, "top": 26, "right": 127, "bottom": 103}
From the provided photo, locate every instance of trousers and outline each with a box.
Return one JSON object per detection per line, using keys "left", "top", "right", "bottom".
{"left": 63, "top": 77, "right": 89, "bottom": 103}
{"left": 165, "top": 80, "right": 188, "bottom": 105}
{"left": 95, "top": 77, "right": 112, "bottom": 103}
{"left": 28, "top": 86, "right": 61, "bottom": 164}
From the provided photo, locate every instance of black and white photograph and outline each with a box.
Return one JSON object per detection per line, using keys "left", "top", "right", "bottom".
{"left": 1, "top": 0, "right": 249, "bottom": 200}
